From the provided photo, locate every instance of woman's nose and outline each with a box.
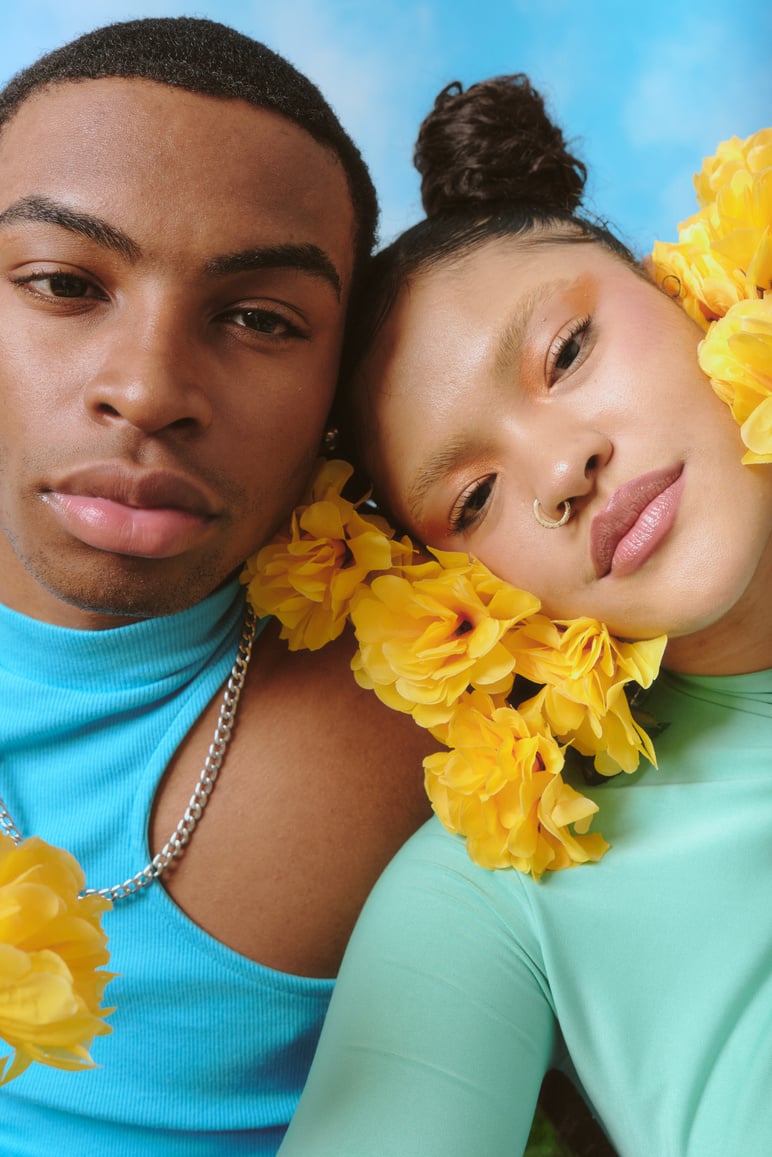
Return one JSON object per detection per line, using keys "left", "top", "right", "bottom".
{"left": 525, "top": 420, "right": 612, "bottom": 519}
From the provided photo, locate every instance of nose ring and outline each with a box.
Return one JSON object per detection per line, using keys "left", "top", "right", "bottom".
{"left": 533, "top": 498, "right": 572, "bottom": 529}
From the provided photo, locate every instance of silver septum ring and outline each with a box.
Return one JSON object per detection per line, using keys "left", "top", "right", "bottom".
{"left": 533, "top": 498, "right": 572, "bottom": 529}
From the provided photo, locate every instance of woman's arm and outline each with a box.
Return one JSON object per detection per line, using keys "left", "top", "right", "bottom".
{"left": 279, "top": 820, "right": 556, "bottom": 1156}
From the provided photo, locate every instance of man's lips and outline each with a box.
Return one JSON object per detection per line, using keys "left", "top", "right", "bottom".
{"left": 46, "top": 464, "right": 218, "bottom": 513}
{"left": 42, "top": 465, "right": 219, "bottom": 559}
{"left": 591, "top": 466, "right": 685, "bottom": 579}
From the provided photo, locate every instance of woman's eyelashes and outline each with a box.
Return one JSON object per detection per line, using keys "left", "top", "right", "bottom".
{"left": 449, "top": 474, "right": 496, "bottom": 534}
{"left": 546, "top": 315, "right": 592, "bottom": 386}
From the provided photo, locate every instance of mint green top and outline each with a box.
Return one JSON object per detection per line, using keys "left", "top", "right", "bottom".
{"left": 279, "top": 669, "right": 772, "bottom": 1157}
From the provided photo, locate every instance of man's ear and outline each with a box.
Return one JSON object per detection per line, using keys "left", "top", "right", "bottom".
{"left": 641, "top": 254, "right": 657, "bottom": 283}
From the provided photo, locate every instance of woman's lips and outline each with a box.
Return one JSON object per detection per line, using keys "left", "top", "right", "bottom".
{"left": 591, "top": 466, "right": 685, "bottom": 579}
{"left": 42, "top": 466, "right": 218, "bottom": 559}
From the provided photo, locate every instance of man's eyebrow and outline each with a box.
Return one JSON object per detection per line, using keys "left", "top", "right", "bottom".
{"left": 0, "top": 197, "right": 343, "bottom": 298}
{"left": 407, "top": 435, "right": 487, "bottom": 520}
{"left": 0, "top": 195, "right": 141, "bottom": 261}
{"left": 206, "top": 243, "right": 342, "bottom": 300}
{"left": 493, "top": 279, "right": 566, "bottom": 379}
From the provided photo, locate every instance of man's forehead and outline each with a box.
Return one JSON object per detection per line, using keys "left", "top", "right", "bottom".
{"left": 0, "top": 75, "right": 325, "bottom": 157}
{"left": 0, "top": 76, "right": 357, "bottom": 287}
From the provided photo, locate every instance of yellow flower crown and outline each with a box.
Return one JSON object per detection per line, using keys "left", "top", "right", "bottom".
{"left": 243, "top": 129, "right": 771, "bottom": 882}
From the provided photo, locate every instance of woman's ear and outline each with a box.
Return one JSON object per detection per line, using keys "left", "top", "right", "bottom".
{"left": 641, "top": 254, "right": 657, "bottom": 283}
{"left": 642, "top": 253, "right": 682, "bottom": 300}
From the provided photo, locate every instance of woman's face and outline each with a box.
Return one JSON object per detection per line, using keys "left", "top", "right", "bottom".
{"left": 360, "top": 237, "right": 772, "bottom": 657}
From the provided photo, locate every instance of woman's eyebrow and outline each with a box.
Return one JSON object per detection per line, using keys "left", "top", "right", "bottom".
{"left": 407, "top": 435, "right": 487, "bottom": 518}
{"left": 493, "top": 279, "right": 568, "bottom": 378}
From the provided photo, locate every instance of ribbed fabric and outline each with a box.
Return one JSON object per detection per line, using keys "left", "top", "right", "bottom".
{"left": 279, "top": 668, "right": 772, "bottom": 1157}
{"left": 0, "top": 582, "right": 334, "bottom": 1155}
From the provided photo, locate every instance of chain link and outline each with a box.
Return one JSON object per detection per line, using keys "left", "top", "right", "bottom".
{"left": 0, "top": 604, "right": 258, "bottom": 902}
{"left": 0, "top": 798, "right": 23, "bottom": 845}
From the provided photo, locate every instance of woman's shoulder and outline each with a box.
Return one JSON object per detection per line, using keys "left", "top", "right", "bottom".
{"left": 361, "top": 816, "right": 547, "bottom": 960}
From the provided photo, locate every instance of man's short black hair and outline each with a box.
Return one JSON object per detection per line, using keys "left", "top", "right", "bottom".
{"left": 0, "top": 16, "right": 378, "bottom": 272}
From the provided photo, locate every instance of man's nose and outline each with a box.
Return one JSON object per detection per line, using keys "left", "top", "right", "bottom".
{"left": 83, "top": 310, "right": 213, "bottom": 436}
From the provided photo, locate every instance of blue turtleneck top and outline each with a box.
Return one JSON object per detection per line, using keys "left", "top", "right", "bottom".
{"left": 0, "top": 581, "right": 333, "bottom": 1155}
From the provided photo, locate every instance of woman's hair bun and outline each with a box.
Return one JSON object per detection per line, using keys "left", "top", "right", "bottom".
{"left": 415, "top": 74, "right": 587, "bottom": 219}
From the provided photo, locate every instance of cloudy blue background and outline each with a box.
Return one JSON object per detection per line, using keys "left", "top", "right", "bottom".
{"left": 1, "top": 1, "right": 768, "bottom": 254}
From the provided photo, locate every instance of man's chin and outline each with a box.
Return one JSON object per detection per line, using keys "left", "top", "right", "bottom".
{"left": 20, "top": 550, "right": 241, "bottom": 624}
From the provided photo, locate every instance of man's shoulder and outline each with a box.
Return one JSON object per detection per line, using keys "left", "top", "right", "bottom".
{"left": 242, "top": 620, "right": 431, "bottom": 750}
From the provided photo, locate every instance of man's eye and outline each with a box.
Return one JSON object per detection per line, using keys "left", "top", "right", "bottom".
{"left": 231, "top": 309, "right": 304, "bottom": 338}
{"left": 14, "top": 271, "right": 104, "bottom": 299}
{"left": 46, "top": 273, "right": 93, "bottom": 298}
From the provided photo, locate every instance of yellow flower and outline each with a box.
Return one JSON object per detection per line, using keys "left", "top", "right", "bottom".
{"left": 651, "top": 232, "right": 752, "bottom": 329}
{"left": 508, "top": 618, "right": 666, "bottom": 775}
{"left": 710, "top": 168, "right": 772, "bottom": 242}
{"left": 350, "top": 551, "right": 541, "bottom": 728}
{"left": 708, "top": 172, "right": 772, "bottom": 298}
{"left": 242, "top": 459, "right": 411, "bottom": 650}
{"left": 0, "top": 834, "right": 113, "bottom": 1085}
{"left": 507, "top": 615, "right": 664, "bottom": 692}
{"left": 694, "top": 129, "right": 772, "bottom": 206}
{"left": 424, "top": 691, "right": 607, "bottom": 878}
{"left": 651, "top": 130, "right": 772, "bottom": 326}
{"left": 698, "top": 298, "right": 772, "bottom": 463}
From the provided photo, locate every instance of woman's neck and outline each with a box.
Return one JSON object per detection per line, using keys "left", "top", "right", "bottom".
{"left": 663, "top": 540, "right": 772, "bottom": 676}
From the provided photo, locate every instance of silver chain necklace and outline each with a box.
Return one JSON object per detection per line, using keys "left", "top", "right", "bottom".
{"left": 0, "top": 603, "right": 258, "bottom": 902}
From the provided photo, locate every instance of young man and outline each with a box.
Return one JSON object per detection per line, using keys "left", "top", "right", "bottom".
{"left": 0, "top": 18, "right": 432, "bottom": 1154}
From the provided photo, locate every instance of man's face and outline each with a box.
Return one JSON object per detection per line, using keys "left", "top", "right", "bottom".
{"left": 0, "top": 78, "right": 356, "bottom": 627}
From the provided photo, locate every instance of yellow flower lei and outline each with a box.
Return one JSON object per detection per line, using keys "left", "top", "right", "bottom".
{"left": 244, "top": 461, "right": 665, "bottom": 880}
{"left": 244, "top": 129, "right": 771, "bottom": 881}
{"left": 0, "top": 833, "right": 113, "bottom": 1085}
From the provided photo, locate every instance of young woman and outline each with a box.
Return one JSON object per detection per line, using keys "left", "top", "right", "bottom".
{"left": 269, "top": 77, "right": 772, "bottom": 1156}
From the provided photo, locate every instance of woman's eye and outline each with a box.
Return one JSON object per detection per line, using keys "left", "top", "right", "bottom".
{"left": 548, "top": 316, "right": 591, "bottom": 384}
{"left": 449, "top": 475, "right": 496, "bottom": 533}
{"left": 555, "top": 334, "right": 582, "bottom": 371}
{"left": 229, "top": 308, "right": 304, "bottom": 339}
